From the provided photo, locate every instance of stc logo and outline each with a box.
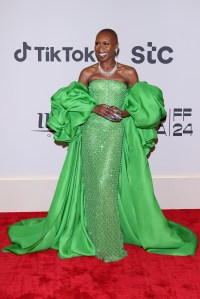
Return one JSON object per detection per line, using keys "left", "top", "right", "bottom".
{"left": 132, "top": 42, "right": 173, "bottom": 64}
{"left": 14, "top": 42, "right": 173, "bottom": 64}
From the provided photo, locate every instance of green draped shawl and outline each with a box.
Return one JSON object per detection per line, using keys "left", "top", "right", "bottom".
{"left": 3, "top": 81, "right": 197, "bottom": 257}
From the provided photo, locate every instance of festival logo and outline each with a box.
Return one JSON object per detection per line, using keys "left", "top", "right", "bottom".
{"left": 33, "top": 109, "right": 193, "bottom": 137}
{"left": 158, "top": 108, "right": 193, "bottom": 136}
{"left": 32, "top": 113, "right": 52, "bottom": 137}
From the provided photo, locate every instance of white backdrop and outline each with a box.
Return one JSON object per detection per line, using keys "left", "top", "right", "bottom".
{"left": 1, "top": 0, "right": 200, "bottom": 211}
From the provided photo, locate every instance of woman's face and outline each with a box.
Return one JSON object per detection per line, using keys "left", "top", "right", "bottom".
{"left": 95, "top": 32, "right": 118, "bottom": 62}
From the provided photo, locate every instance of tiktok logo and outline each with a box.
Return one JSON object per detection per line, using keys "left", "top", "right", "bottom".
{"left": 131, "top": 42, "right": 173, "bottom": 64}
{"left": 14, "top": 42, "right": 32, "bottom": 62}
{"left": 14, "top": 42, "right": 96, "bottom": 62}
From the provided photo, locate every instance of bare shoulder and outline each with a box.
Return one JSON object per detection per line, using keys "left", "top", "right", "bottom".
{"left": 118, "top": 63, "right": 139, "bottom": 88}
{"left": 78, "top": 64, "right": 98, "bottom": 87}
{"left": 123, "top": 64, "right": 138, "bottom": 77}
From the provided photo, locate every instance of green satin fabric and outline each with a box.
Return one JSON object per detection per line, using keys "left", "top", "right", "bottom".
{"left": 3, "top": 81, "right": 198, "bottom": 258}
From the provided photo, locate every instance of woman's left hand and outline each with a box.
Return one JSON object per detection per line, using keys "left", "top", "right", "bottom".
{"left": 109, "top": 106, "right": 130, "bottom": 121}
{"left": 107, "top": 106, "right": 122, "bottom": 122}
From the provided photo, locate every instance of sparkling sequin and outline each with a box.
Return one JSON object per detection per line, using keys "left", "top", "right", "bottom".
{"left": 81, "top": 80, "right": 128, "bottom": 262}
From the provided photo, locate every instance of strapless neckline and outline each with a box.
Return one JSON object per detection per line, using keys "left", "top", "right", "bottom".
{"left": 88, "top": 79, "right": 127, "bottom": 108}
{"left": 89, "top": 79, "right": 127, "bottom": 89}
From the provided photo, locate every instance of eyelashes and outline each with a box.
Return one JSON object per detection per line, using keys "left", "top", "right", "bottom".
{"left": 95, "top": 42, "right": 110, "bottom": 46}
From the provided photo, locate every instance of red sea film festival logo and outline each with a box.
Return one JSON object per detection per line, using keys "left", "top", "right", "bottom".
{"left": 32, "top": 109, "right": 193, "bottom": 138}
{"left": 32, "top": 113, "right": 52, "bottom": 137}
{"left": 158, "top": 108, "right": 193, "bottom": 136}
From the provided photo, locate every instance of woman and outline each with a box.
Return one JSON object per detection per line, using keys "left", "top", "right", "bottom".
{"left": 3, "top": 29, "right": 198, "bottom": 262}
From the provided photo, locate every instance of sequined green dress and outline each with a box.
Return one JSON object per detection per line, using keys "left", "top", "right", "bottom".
{"left": 3, "top": 80, "right": 198, "bottom": 262}
{"left": 81, "top": 80, "right": 127, "bottom": 261}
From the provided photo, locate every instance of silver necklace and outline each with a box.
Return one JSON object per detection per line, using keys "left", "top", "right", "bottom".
{"left": 98, "top": 62, "right": 117, "bottom": 77}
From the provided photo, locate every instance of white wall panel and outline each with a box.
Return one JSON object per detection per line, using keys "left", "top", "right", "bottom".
{"left": 1, "top": 0, "right": 199, "bottom": 210}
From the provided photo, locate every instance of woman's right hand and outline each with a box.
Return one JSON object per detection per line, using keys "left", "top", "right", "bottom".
{"left": 93, "top": 104, "right": 111, "bottom": 117}
{"left": 93, "top": 104, "right": 122, "bottom": 122}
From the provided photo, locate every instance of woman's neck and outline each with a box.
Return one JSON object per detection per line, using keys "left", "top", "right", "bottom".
{"left": 99, "top": 59, "right": 116, "bottom": 71}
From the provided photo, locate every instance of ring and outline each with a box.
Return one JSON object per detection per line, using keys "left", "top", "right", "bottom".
{"left": 113, "top": 113, "right": 122, "bottom": 119}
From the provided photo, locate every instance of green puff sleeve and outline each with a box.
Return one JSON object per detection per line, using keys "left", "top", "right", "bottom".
{"left": 123, "top": 81, "right": 167, "bottom": 156}
{"left": 124, "top": 81, "right": 166, "bottom": 129}
{"left": 47, "top": 81, "right": 96, "bottom": 143}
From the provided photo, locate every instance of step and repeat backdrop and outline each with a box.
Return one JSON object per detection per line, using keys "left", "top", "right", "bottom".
{"left": 1, "top": 0, "right": 199, "bottom": 210}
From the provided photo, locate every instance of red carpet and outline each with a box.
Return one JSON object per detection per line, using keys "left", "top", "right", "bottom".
{"left": 0, "top": 210, "right": 200, "bottom": 299}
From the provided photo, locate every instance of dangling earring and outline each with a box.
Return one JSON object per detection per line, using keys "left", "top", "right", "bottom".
{"left": 115, "top": 48, "right": 118, "bottom": 55}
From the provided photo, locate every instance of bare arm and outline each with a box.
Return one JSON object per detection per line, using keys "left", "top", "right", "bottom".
{"left": 118, "top": 66, "right": 139, "bottom": 118}
{"left": 126, "top": 66, "right": 139, "bottom": 88}
{"left": 78, "top": 68, "right": 91, "bottom": 87}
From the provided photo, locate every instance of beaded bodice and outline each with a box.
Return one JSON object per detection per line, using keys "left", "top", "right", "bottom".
{"left": 88, "top": 79, "right": 127, "bottom": 109}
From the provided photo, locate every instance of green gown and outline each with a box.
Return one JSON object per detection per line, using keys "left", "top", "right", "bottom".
{"left": 2, "top": 80, "right": 198, "bottom": 262}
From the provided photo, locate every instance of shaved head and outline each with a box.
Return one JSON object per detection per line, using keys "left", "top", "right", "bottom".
{"left": 97, "top": 29, "right": 118, "bottom": 44}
